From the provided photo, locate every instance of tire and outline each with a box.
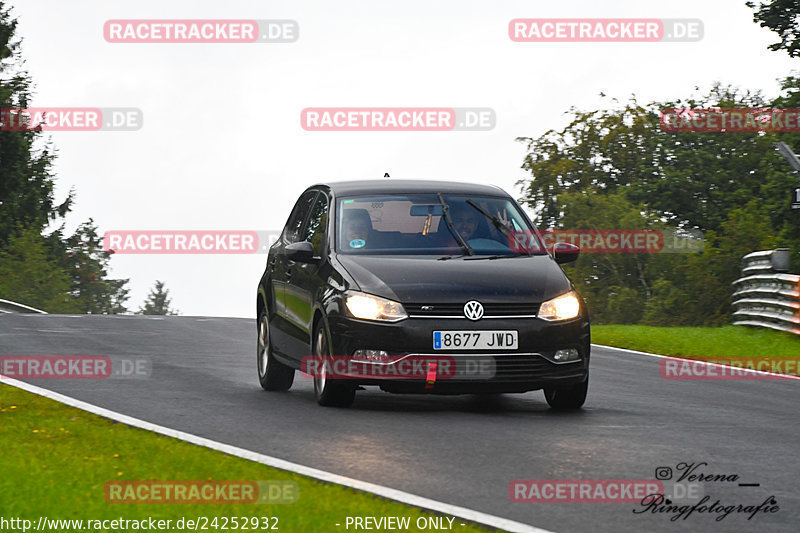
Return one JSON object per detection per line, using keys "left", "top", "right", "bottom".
{"left": 257, "top": 310, "right": 295, "bottom": 391}
{"left": 544, "top": 377, "right": 588, "bottom": 409}
{"left": 313, "top": 321, "right": 356, "bottom": 407}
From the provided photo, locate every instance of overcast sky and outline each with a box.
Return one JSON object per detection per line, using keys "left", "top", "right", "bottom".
{"left": 8, "top": 0, "right": 798, "bottom": 317}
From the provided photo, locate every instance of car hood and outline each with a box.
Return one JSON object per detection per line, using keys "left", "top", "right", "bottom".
{"left": 336, "top": 254, "right": 572, "bottom": 304}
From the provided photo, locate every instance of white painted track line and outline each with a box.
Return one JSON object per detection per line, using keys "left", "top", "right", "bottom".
{"left": 593, "top": 343, "right": 800, "bottom": 380}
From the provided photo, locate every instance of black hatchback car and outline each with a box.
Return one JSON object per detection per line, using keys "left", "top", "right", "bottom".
{"left": 256, "top": 180, "right": 590, "bottom": 408}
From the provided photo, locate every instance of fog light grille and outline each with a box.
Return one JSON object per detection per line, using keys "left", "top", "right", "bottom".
{"left": 353, "top": 349, "right": 389, "bottom": 362}
{"left": 554, "top": 348, "right": 580, "bottom": 362}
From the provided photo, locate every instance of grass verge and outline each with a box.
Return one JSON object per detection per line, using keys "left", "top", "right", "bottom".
{"left": 0, "top": 383, "right": 495, "bottom": 532}
{"left": 592, "top": 325, "right": 800, "bottom": 374}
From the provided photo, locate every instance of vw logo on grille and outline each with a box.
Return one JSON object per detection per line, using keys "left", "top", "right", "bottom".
{"left": 463, "top": 300, "right": 484, "bottom": 321}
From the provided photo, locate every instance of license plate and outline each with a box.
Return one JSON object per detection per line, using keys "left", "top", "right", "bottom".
{"left": 433, "top": 330, "right": 518, "bottom": 350}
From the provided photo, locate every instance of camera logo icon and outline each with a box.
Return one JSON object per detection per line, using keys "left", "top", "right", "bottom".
{"left": 655, "top": 467, "right": 673, "bottom": 480}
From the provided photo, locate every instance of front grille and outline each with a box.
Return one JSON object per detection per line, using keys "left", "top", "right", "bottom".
{"left": 405, "top": 302, "right": 538, "bottom": 318}
{"left": 491, "top": 354, "right": 582, "bottom": 381}
{"left": 454, "top": 354, "right": 583, "bottom": 383}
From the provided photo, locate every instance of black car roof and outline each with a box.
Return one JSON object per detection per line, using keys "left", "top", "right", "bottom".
{"left": 313, "top": 180, "right": 510, "bottom": 197}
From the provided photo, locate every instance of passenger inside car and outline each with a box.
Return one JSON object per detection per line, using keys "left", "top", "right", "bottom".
{"left": 342, "top": 209, "right": 373, "bottom": 249}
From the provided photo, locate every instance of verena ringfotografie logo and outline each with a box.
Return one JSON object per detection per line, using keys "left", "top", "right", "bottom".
{"left": 300, "top": 108, "right": 495, "bottom": 131}
{"left": 660, "top": 108, "right": 800, "bottom": 132}
{"left": 0, "top": 356, "right": 151, "bottom": 379}
{"left": 660, "top": 357, "right": 800, "bottom": 380}
{"left": 636, "top": 462, "right": 779, "bottom": 522}
{"left": 104, "top": 20, "right": 298, "bottom": 43}
{"left": 102, "top": 231, "right": 284, "bottom": 254}
{"left": 0, "top": 108, "right": 142, "bottom": 131}
{"left": 509, "top": 229, "right": 704, "bottom": 253}
{"left": 509, "top": 19, "right": 703, "bottom": 42}
{"left": 104, "top": 481, "right": 297, "bottom": 504}
{"left": 510, "top": 480, "right": 664, "bottom": 503}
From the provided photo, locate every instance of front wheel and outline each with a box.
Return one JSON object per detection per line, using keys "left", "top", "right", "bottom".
{"left": 257, "top": 310, "right": 294, "bottom": 391}
{"left": 544, "top": 377, "right": 588, "bottom": 409}
{"left": 313, "top": 321, "right": 356, "bottom": 407}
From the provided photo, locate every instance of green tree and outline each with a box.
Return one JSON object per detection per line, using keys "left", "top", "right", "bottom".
{"left": 555, "top": 190, "right": 657, "bottom": 323}
{"left": 0, "top": 226, "right": 76, "bottom": 312}
{"left": 746, "top": 0, "right": 800, "bottom": 57}
{"left": 0, "top": 4, "right": 130, "bottom": 313}
{"left": 517, "top": 85, "right": 800, "bottom": 325}
{"left": 139, "top": 280, "right": 178, "bottom": 315}
{"left": 0, "top": 1, "right": 72, "bottom": 246}
{"left": 48, "top": 220, "right": 130, "bottom": 314}
{"left": 771, "top": 75, "right": 800, "bottom": 272}
{"left": 517, "top": 87, "right": 793, "bottom": 233}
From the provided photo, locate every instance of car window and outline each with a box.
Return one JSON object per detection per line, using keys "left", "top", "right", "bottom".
{"left": 299, "top": 193, "right": 328, "bottom": 255}
{"left": 283, "top": 190, "right": 318, "bottom": 244}
{"left": 336, "top": 194, "right": 544, "bottom": 255}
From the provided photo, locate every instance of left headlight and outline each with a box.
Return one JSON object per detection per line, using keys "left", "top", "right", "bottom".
{"left": 345, "top": 292, "right": 408, "bottom": 322}
{"left": 538, "top": 290, "right": 581, "bottom": 322}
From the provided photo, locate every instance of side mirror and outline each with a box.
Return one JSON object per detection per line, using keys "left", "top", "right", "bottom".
{"left": 286, "top": 241, "right": 316, "bottom": 262}
{"left": 553, "top": 242, "right": 579, "bottom": 264}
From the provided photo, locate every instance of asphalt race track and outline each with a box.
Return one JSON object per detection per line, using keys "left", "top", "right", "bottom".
{"left": 2, "top": 314, "right": 798, "bottom": 532}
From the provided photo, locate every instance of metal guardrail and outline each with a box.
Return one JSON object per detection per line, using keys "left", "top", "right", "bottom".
{"left": 732, "top": 249, "right": 799, "bottom": 335}
{"left": 0, "top": 299, "right": 48, "bottom": 314}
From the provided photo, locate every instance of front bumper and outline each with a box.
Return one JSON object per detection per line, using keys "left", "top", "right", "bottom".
{"left": 326, "top": 314, "right": 590, "bottom": 394}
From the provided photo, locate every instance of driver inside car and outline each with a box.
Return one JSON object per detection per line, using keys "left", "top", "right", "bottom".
{"left": 450, "top": 204, "right": 480, "bottom": 241}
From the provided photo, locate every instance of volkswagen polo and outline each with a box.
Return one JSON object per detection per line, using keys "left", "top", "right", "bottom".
{"left": 256, "top": 180, "right": 590, "bottom": 408}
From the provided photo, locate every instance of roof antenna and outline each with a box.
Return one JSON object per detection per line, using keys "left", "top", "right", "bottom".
{"left": 384, "top": 172, "right": 390, "bottom": 178}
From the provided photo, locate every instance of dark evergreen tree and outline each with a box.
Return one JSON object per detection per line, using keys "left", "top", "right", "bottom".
{"left": 0, "top": 2, "right": 129, "bottom": 313}
{"left": 139, "top": 281, "right": 178, "bottom": 315}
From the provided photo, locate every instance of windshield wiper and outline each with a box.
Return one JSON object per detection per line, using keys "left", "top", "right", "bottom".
{"left": 437, "top": 193, "right": 473, "bottom": 256}
{"left": 464, "top": 254, "right": 528, "bottom": 260}
{"left": 437, "top": 253, "right": 470, "bottom": 260}
{"left": 465, "top": 199, "right": 531, "bottom": 256}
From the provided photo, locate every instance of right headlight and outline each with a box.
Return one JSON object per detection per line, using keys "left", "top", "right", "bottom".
{"left": 538, "top": 290, "right": 581, "bottom": 321}
{"left": 345, "top": 292, "right": 408, "bottom": 322}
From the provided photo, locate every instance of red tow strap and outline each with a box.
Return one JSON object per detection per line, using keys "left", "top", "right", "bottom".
{"left": 425, "top": 361, "right": 438, "bottom": 389}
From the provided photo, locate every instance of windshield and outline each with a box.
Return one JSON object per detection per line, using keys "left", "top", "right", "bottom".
{"left": 336, "top": 193, "right": 544, "bottom": 256}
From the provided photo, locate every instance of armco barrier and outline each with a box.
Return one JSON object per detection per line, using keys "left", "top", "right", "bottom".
{"left": 0, "top": 299, "right": 48, "bottom": 314}
{"left": 732, "top": 249, "right": 800, "bottom": 335}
